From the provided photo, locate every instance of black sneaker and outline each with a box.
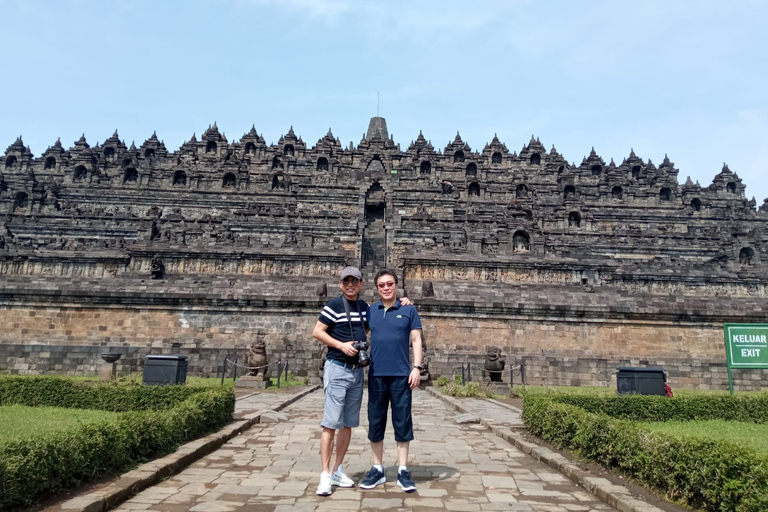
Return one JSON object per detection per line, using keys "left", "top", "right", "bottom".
{"left": 397, "top": 469, "right": 416, "bottom": 492}
{"left": 359, "top": 467, "right": 386, "bottom": 489}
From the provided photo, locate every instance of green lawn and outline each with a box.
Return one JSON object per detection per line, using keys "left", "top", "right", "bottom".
{"left": 637, "top": 419, "right": 768, "bottom": 456}
{"left": 0, "top": 404, "right": 118, "bottom": 442}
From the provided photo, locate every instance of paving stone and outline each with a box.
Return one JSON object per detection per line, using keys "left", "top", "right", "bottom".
{"left": 404, "top": 497, "right": 445, "bottom": 508}
{"left": 516, "top": 480, "right": 545, "bottom": 491}
{"left": 231, "top": 505, "right": 276, "bottom": 512}
{"left": 414, "top": 488, "right": 448, "bottom": 497}
{"left": 360, "top": 497, "right": 403, "bottom": 508}
{"left": 211, "top": 484, "right": 264, "bottom": 495}
{"left": 106, "top": 389, "right": 664, "bottom": 512}
{"left": 445, "top": 501, "right": 482, "bottom": 511}
{"left": 316, "top": 500, "right": 360, "bottom": 510}
{"left": 115, "top": 503, "right": 153, "bottom": 511}
{"left": 455, "top": 413, "right": 481, "bottom": 424}
{"left": 486, "top": 492, "right": 519, "bottom": 503}
{"left": 163, "top": 494, "right": 198, "bottom": 505}
{"left": 260, "top": 412, "right": 289, "bottom": 423}
{"left": 482, "top": 475, "right": 518, "bottom": 489}
{"left": 188, "top": 502, "right": 242, "bottom": 512}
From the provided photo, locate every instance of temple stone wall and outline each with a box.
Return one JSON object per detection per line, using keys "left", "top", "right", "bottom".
{"left": 2, "top": 117, "right": 767, "bottom": 389}
{"left": 1, "top": 298, "right": 764, "bottom": 391}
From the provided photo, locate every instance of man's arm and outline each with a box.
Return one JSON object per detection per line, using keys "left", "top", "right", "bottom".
{"left": 313, "top": 321, "right": 358, "bottom": 358}
{"left": 408, "top": 328, "right": 423, "bottom": 390}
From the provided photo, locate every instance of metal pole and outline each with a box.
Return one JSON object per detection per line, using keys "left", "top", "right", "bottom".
{"left": 467, "top": 362, "right": 471, "bottom": 382}
{"left": 284, "top": 360, "right": 289, "bottom": 382}
{"left": 277, "top": 358, "right": 282, "bottom": 389}
{"left": 728, "top": 366, "right": 734, "bottom": 396}
{"left": 221, "top": 359, "right": 227, "bottom": 385}
{"left": 233, "top": 357, "right": 238, "bottom": 382}
{"left": 510, "top": 366, "right": 514, "bottom": 386}
{"left": 521, "top": 362, "right": 525, "bottom": 385}
{"left": 461, "top": 363, "right": 465, "bottom": 385}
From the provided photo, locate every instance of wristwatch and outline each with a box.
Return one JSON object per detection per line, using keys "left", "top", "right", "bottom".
{"left": 413, "top": 365, "right": 423, "bottom": 370}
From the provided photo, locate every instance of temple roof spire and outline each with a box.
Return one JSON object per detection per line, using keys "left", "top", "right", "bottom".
{"left": 366, "top": 116, "right": 389, "bottom": 140}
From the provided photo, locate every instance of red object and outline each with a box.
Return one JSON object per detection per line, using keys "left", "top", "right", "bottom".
{"left": 664, "top": 383, "right": 674, "bottom": 397}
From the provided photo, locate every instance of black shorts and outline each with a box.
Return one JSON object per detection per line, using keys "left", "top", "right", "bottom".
{"left": 367, "top": 375, "right": 413, "bottom": 443}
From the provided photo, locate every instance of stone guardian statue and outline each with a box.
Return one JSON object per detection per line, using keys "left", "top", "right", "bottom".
{"left": 483, "top": 346, "right": 505, "bottom": 382}
{"left": 245, "top": 340, "right": 268, "bottom": 379}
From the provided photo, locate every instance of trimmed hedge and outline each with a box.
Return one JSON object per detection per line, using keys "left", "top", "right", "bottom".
{"left": 0, "top": 377, "right": 235, "bottom": 511}
{"left": 0, "top": 375, "right": 206, "bottom": 411}
{"left": 546, "top": 393, "right": 768, "bottom": 423}
{"left": 523, "top": 395, "right": 768, "bottom": 512}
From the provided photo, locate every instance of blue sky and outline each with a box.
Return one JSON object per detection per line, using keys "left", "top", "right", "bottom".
{"left": 2, "top": 0, "right": 767, "bottom": 202}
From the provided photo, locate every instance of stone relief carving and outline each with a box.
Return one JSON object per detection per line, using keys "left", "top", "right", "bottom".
{"left": 0, "top": 123, "right": 765, "bottom": 299}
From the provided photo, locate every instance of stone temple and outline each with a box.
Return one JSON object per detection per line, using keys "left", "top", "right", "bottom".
{"left": 1, "top": 117, "right": 766, "bottom": 389}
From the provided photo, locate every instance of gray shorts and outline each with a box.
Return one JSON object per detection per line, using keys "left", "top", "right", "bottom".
{"left": 321, "top": 361, "right": 364, "bottom": 430}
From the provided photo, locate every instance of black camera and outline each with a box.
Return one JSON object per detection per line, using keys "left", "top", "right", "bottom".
{"left": 351, "top": 340, "right": 371, "bottom": 367}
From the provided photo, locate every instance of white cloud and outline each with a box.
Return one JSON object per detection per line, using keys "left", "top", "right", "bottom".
{"left": 213, "top": 0, "right": 523, "bottom": 38}
{"left": 216, "top": 0, "right": 353, "bottom": 21}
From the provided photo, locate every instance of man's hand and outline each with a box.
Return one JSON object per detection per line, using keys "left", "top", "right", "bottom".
{"left": 400, "top": 297, "right": 413, "bottom": 306}
{"left": 339, "top": 341, "right": 359, "bottom": 358}
{"left": 408, "top": 367, "right": 420, "bottom": 389}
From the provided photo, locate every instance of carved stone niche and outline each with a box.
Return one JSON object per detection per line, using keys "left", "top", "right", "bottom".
{"left": 422, "top": 280, "right": 434, "bottom": 298}
{"left": 150, "top": 255, "right": 165, "bottom": 279}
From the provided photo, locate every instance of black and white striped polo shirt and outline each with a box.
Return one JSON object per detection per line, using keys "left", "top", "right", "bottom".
{"left": 318, "top": 295, "right": 368, "bottom": 363}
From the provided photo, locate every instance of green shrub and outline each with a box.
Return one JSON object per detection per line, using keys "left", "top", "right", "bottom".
{"left": 439, "top": 380, "right": 500, "bottom": 398}
{"left": 511, "top": 384, "right": 615, "bottom": 398}
{"left": 522, "top": 394, "right": 768, "bottom": 512}
{"left": 551, "top": 394, "right": 768, "bottom": 423}
{"left": 436, "top": 376, "right": 449, "bottom": 387}
{"left": 0, "top": 375, "right": 206, "bottom": 412}
{"left": 0, "top": 378, "right": 235, "bottom": 510}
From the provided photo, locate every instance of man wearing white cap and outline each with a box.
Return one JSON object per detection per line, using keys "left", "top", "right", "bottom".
{"left": 312, "top": 266, "right": 411, "bottom": 496}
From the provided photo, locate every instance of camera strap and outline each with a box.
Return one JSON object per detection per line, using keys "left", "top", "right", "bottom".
{"left": 341, "top": 297, "right": 360, "bottom": 341}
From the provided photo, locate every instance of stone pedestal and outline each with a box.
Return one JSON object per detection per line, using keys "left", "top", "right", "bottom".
{"left": 100, "top": 361, "right": 117, "bottom": 381}
{"left": 99, "top": 353, "right": 121, "bottom": 381}
{"left": 488, "top": 382, "right": 510, "bottom": 395}
{"left": 236, "top": 375, "right": 272, "bottom": 389}
{"left": 308, "top": 368, "right": 324, "bottom": 386}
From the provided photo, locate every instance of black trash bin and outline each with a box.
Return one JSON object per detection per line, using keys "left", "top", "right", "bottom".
{"left": 143, "top": 355, "right": 188, "bottom": 385}
{"left": 616, "top": 366, "right": 666, "bottom": 395}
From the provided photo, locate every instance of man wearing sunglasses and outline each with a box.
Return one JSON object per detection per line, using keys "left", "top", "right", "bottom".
{"left": 312, "top": 266, "right": 413, "bottom": 496}
{"left": 359, "top": 269, "right": 422, "bottom": 493}
{"left": 312, "top": 266, "right": 367, "bottom": 495}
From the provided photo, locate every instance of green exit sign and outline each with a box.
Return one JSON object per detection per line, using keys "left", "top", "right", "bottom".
{"left": 724, "top": 323, "right": 768, "bottom": 394}
{"left": 724, "top": 324, "right": 768, "bottom": 368}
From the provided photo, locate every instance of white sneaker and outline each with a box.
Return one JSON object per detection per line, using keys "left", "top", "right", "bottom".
{"left": 316, "top": 471, "right": 332, "bottom": 496}
{"left": 331, "top": 469, "right": 355, "bottom": 487}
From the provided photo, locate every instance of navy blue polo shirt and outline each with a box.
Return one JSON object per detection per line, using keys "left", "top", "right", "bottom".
{"left": 368, "top": 299, "right": 422, "bottom": 377}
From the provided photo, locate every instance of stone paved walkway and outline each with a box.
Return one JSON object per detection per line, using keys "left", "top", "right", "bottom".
{"left": 232, "top": 389, "right": 307, "bottom": 419}
{"left": 113, "top": 388, "right": 617, "bottom": 512}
